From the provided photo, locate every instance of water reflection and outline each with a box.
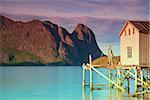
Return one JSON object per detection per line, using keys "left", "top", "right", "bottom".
{"left": 82, "top": 87, "right": 149, "bottom": 100}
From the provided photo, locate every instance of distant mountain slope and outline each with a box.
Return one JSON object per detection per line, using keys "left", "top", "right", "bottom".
{"left": 0, "top": 15, "right": 104, "bottom": 65}
{"left": 92, "top": 56, "right": 120, "bottom": 65}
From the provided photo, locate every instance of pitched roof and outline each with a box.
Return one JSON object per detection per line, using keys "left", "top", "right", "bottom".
{"left": 120, "top": 21, "right": 150, "bottom": 36}
{"left": 130, "top": 21, "right": 149, "bottom": 33}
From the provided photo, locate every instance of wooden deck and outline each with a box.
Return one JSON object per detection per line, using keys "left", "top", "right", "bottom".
{"left": 88, "top": 64, "right": 150, "bottom": 69}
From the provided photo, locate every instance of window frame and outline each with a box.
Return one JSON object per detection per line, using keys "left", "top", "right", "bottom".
{"left": 127, "top": 47, "right": 132, "bottom": 58}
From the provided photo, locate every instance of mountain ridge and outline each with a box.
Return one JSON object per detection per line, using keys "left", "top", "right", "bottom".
{"left": 0, "top": 15, "right": 104, "bottom": 65}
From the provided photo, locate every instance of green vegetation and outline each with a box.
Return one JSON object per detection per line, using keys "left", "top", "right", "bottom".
{"left": 0, "top": 46, "right": 70, "bottom": 66}
{"left": 0, "top": 46, "right": 43, "bottom": 65}
{"left": 92, "top": 56, "right": 120, "bottom": 65}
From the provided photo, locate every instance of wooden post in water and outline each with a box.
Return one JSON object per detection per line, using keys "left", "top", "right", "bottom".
{"left": 109, "top": 69, "right": 113, "bottom": 88}
{"left": 134, "top": 67, "right": 138, "bottom": 93}
{"left": 89, "top": 55, "right": 93, "bottom": 90}
{"left": 117, "top": 68, "right": 121, "bottom": 86}
{"left": 82, "top": 88, "right": 85, "bottom": 100}
{"left": 90, "top": 90, "right": 93, "bottom": 100}
{"left": 127, "top": 69, "right": 130, "bottom": 94}
{"left": 147, "top": 68, "right": 150, "bottom": 80}
{"left": 108, "top": 45, "right": 113, "bottom": 88}
{"left": 82, "top": 63, "right": 85, "bottom": 88}
{"left": 109, "top": 86, "right": 112, "bottom": 100}
{"left": 140, "top": 68, "right": 143, "bottom": 91}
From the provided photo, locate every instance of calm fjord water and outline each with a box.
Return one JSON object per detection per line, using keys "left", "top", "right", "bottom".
{"left": 0, "top": 66, "right": 148, "bottom": 100}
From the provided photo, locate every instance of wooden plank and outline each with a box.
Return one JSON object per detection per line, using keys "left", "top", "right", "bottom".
{"left": 92, "top": 64, "right": 150, "bottom": 68}
{"left": 93, "top": 84, "right": 109, "bottom": 86}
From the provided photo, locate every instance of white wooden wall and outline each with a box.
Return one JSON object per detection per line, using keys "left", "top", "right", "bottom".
{"left": 120, "top": 23, "right": 140, "bottom": 65}
{"left": 139, "top": 33, "right": 150, "bottom": 65}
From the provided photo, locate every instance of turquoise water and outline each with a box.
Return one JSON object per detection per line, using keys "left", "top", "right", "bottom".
{"left": 0, "top": 66, "right": 149, "bottom": 100}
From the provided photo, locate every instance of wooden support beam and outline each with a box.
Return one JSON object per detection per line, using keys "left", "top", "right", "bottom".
{"left": 82, "top": 67, "right": 85, "bottom": 88}
{"left": 147, "top": 69, "right": 150, "bottom": 80}
{"left": 134, "top": 67, "right": 138, "bottom": 93}
{"left": 109, "top": 87, "right": 112, "bottom": 100}
{"left": 89, "top": 55, "right": 93, "bottom": 90}
{"left": 117, "top": 68, "right": 121, "bottom": 86}
{"left": 90, "top": 90, "right": 93, "bottom": 100}
{"left": 89, "top": 55, "right": 92, "bottom": 66}
{"left": 109, "top": 69, "right": 113, "bottom": 87}
{"left": 127, "top": 75, "right": 130, "bottom": 94}
{"left": 87, "top": 64, "right": 126, "bottom": 92}
{"left": 90, "top": 68, "right": 93, "bottom": 90}
{"left": 128, "top": 71, "right": 149, "bottom": 85}
{"left": 140, "top": 68, "right": 143, "bottom": 87}
{"left": 82, "top": 88, "right": 85, "bottom": 100}
{"left": 120, "top": 68, "right": 131, "bottom": 85}
{"left": 93, "top": 84, "right": 109, "bottom": 86}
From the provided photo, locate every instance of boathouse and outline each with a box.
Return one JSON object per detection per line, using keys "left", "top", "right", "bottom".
{"left": 120, "top": 21, "right": 150, "bottom": 65}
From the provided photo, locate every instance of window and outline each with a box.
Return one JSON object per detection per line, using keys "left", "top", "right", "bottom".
{"left": 127, "top": 47, "right": 132, "bottom": 58}
{"left": 133, "top": 28, "right": 135, "bottom": 34}
{"left": 129, "top": 29, "right": 130, "bottom": 35}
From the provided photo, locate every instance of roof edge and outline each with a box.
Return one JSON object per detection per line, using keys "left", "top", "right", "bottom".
{"left": 119, "top": 20, "right": 141, "bottom": 37}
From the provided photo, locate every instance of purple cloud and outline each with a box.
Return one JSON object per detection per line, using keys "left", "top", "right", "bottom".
{"left": 0, "top": 0, "right": 149, "bottom": 55}
{"left": 0, "top": 0, "right": 148, "bottom": 20}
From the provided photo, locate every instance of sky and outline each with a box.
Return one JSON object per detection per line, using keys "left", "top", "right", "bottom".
{"left": 0, "top": 0, "right": 149, "bottom": 55}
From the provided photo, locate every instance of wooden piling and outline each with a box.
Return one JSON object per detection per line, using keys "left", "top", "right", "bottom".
{"left": 89, "top": 55, "right": 93, "bottom": 90}
{"left": 117, "top": 68, "right": 121, "bottom": 86}
{"left": 109, "top": 69, "right": 113, "bottom": 87}
{"left": 90, "top": 90, "right": 93, "bottom": 100}
{"left": 127, "top": 71, "right": 130, "bottom": 94}
{"left": 90, "top": 68, "right": 93, "bottom": 90}
{"left": 134, "top": 67, "right": 138, "bottom": 93}
{"left": 140, "top": 68, "right": 143, "bottom": 91}
{"left": 82, "top": 88, "right": 85, "bottom": 100}
{"left": 82, "top": 66, "right": 85, "bottom": 88}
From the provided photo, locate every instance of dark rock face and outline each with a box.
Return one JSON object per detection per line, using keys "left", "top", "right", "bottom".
{"left": 0, "top": 15, "right": 104, "bottom": 65}
{"left": 71, "top": 24, "right": 104, "bottom": 64}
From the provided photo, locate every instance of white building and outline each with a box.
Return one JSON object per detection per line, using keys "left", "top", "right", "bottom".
{"left": 120, "top": 21, "right": 150, "bottom": 65}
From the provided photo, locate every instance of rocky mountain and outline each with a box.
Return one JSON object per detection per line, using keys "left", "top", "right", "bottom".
{"left": 0, "top": 15, "right": 104, "bottom": 65}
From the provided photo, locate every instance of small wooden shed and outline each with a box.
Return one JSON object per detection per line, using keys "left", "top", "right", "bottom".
{"left": 119, "top": 21, "right": 150, "bottom": 65}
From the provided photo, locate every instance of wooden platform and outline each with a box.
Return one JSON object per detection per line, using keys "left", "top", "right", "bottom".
{"left": 85, "top": 63, "right": 150, "bottom": 69}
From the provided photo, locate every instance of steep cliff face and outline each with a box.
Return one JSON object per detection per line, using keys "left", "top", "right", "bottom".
{"left": 71, "top": 24, "right": 104, "bottom": 63}
{"left": 43, "top": 20, "right": 80, "bottom": 64}
{"left": 0, "top": 15, "right": 104, "bottom": 65}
